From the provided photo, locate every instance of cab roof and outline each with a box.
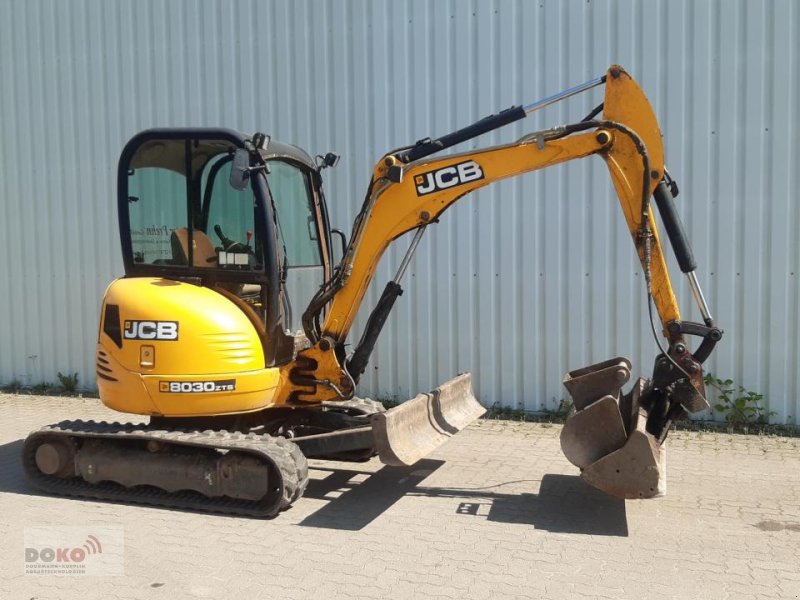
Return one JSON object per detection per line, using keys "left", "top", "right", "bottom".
{"left": 122, "top": 128, "right": 316, "bottom": 175}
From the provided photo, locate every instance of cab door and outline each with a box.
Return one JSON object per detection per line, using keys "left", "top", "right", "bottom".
{"left": 265, "top": 160, "right": 332, "bottom": 335}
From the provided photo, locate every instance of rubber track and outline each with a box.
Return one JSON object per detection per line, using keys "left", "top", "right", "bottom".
{"left": 22, "top": 420, "right": 309, "bottom": 518}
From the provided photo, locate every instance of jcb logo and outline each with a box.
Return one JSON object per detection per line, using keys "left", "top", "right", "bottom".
{"left": 414, "top": 160, "right": 484, "bottom": 196}
{"left": 123, "top": 320, "right": 179, "bottom": 341}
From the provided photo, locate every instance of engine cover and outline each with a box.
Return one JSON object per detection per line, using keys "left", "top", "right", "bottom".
{"left": 96, "top": 278, "right": 280, "bottom": 417}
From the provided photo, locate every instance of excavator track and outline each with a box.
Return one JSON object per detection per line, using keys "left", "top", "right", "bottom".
{"left": 22, "top": 420, "right": 309, "bottom": 518}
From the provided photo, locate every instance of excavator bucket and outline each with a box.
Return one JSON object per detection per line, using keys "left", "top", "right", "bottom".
{"left": 581, "top": 403, "right": 666, "bottom": 499}
{"left": 371, "top": 373, "right": 486, "bottom": 466}
{"left": 560, "top": 358, "right": 666, "bottom": 499}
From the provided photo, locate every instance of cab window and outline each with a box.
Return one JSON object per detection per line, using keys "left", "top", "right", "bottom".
{"left": 268, "top": 161, "right": 324, "bottom": 332}
{"left": 128, "top": 167, "right": 188, "bottom": 265}
{"left": 126, "top": 139, "right": 262, "bottom": 273}
{"left": 202, "top": 156, "right": 259, "bottom": 270}
{"left": 269, "top": 161, "right": 322, "bottom": 267}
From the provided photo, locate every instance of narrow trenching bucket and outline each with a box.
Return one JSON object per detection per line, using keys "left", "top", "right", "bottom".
{"left": 371, "top": 373, "right": 486, "bottom": 466}
{"left": 560, "top": 358, "right": 665, "bottom": 499}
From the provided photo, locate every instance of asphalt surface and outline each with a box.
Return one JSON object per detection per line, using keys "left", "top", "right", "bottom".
{"left": 1, "top": 393, "right": 799, "bottom": 599}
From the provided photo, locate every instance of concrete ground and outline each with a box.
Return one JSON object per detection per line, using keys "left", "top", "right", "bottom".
{"left": 1, "top": 393, "right": 799, "bottom": 600}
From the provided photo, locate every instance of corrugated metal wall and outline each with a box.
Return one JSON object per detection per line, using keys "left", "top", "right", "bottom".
{"left": 1, "top": 0, "right": 798, "bottom": 422}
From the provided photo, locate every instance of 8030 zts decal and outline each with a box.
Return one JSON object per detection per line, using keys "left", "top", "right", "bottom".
{"left": 159, "top": 380, "right": 236, "bottom": 393}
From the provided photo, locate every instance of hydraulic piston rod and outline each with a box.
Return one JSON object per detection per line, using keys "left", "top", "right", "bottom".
{"left": 346, "top": 227, "right": 427, "bottom": 380}
{"left": 522, "top": 76, "right": 606, "bottom": 114}
{"left": 397, "top": 75, "right": 606, "bottom": 163}
{"left": 687, "top": 271, "right": 714, "bottom": 325}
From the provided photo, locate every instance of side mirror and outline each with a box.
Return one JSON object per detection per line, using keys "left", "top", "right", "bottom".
{"left": 229, "top": 149, "right": 251, "bottom": 191}
{"left": 316, "top": 152, "right": 340, "bottom": 170}
{"left": 323, "top": 153, "right": 340, "bottom": 168}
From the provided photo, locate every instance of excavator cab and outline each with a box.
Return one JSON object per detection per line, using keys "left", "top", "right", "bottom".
{"left": 119, "top": 129, "right": 332, "bottom": 359}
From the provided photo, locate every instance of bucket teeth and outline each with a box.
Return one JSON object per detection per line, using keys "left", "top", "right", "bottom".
{"left": 561, "top": 358, "right": 666, "bottom": 499}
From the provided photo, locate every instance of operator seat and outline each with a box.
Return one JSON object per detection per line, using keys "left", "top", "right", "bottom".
{"left": 170, "top": 228, "right": 261, "bottom": 297}
{"left": 170, "top": 228, "right": 217, "bottom": 267}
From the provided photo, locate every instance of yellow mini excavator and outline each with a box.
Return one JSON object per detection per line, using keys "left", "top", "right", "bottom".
{"left": 23, "top": 66, "right": 721, "bottom": 516}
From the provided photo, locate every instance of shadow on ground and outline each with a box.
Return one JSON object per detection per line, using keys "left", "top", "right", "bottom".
{"left": 300, "top": 464, "right": 627, "bottom": 535}
{"left": 0, "top": 440, "right": 26, "bottom": 494}
{"left": 299, "top": 459, "right": 447, "bottom": 530}
{"left": 421, "top": 474, "right": 628, "bottom": 536}
{"left": 0, "top": 438, "right": 626, "bottom": 535}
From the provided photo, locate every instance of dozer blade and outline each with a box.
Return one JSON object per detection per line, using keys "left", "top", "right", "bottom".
{"left": 560, "top": 358, "right": 666, "bottom": 499}
{"left": 371, "top": 373, "right": 485, "bottom": 466}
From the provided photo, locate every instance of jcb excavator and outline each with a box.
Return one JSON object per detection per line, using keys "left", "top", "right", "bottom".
{"left": 23, "top": 66, "right": 721, "bottom": 516}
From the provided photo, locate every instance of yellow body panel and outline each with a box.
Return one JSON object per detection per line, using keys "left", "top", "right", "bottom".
{"left": 97, "top": 278, "right": 280, "bottom": 416}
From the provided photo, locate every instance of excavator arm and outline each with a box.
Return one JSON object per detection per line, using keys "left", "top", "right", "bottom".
{"left": 282, "top": 65, "right": 722, "bottom": 498}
